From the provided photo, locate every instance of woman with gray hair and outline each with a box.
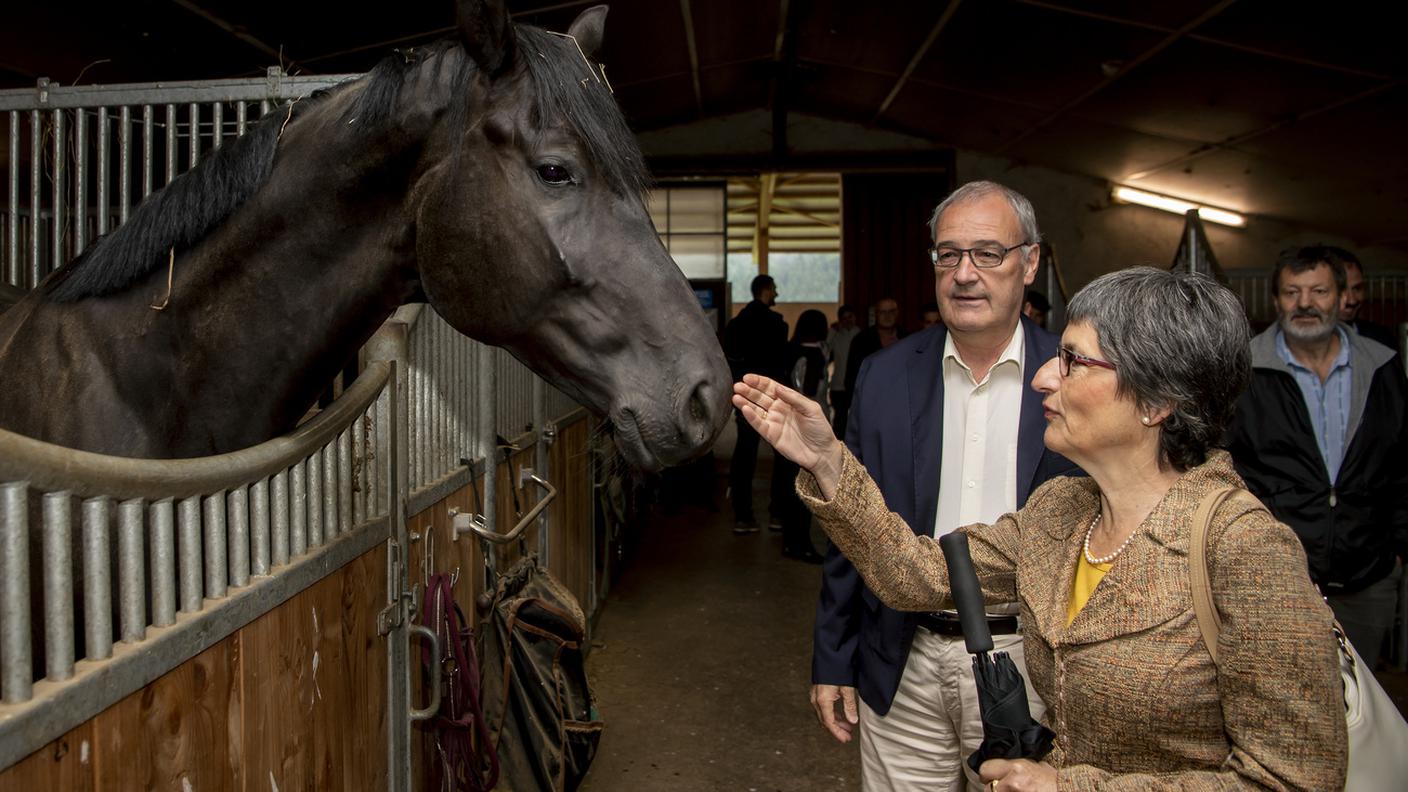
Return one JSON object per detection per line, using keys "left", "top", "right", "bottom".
{"left": 735, "top": 267, "right": 1345, "bottom": 790}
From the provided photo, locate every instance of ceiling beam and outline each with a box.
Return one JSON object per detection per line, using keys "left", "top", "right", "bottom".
{"left": 770, "top": 0, "right": 805, "bottom": 162}
{"left": 872, "top": 0, "right": 963, "bottom": 123}
{"left": 677, "top": 0, "right": 705, "bottom": 118}
{"left": 1015, "top": 0, "right": 1393, "bottom": 81}
{"left": 167, "top": 0, "right": 287, "bottom": 64}
{"left": 1123, "top": 79, "right": 1399, "bottom": 182}
{"left": 996, "top": 0, "right": 1238, "bottom": 154}
{"left": 754, "top": 173, "right": 778, "bottom": 272}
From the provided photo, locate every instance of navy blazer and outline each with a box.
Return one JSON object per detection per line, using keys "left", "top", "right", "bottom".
{"left": 811, "top": 316, "right": 1079, "bottom": 714}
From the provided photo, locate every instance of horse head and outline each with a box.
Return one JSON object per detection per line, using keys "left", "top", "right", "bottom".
{"left": 409, "top": 2, "right": 731, "bottom": 471}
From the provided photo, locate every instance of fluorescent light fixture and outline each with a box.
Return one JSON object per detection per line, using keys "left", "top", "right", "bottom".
{"left": 1111, "top": 186, "right": 1247, "bottom": 228}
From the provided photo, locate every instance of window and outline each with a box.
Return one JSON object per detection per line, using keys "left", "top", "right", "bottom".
{"left": 647, "top": 183, "right": 726, "bottom": 279}
{"left": 727, "top": 173, "right": 840, "bottom": 304}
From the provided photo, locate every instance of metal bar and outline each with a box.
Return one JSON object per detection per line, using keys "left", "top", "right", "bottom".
{"left": 236, "top": 101, "right": 247, "bottom": 136}
{"left": 117, "top": 498, "right": 146, "bottom": 643}
{"left": 96, "top": 107, "right": 108, "bottom": 236}
{"left": 0, "top": 74, "right": 356, "bottom": 111}
{"left": 42, "top": 493, "right": 75, "bottom": 681}
{"left": 272, "top": 469, "right": 290, "bottom": 566}
{"left": 177, "top": 495, "right": 202, "bottom": 613}
{"left": 353, "top": 411, "right": 366, "bottom": 526}
{"left": 479, "top": 339, "right": 497, "bottom": 573}
{"left": 251, "top": 478, "right": 270, "bottom": 576}
{"left": 7, "top": 111, "right": 18, "bottom": 287}
{"left": 211, "top": 102, "right": 223, "bottom": 149}
{"left": 1, "top": 482, "right": 31, "bottom": 703}
{"left": 228, "top": 486, "right": 249, "bottom": 587}
{"left": 164, "top": 104, "right": 176, "bottom": 185}
{"left": 291, "top": 459, "right": 308, "bottom": 556}
{"left": 338, "top": 429, "right": 352, "bottom": 532}
{"left": 29, "top": 109, "right": 40, "bottom": 288}
{"left": 50, "top": 108, "right": 64, "bottom": 278}
{"left": 322, "top": 443, "right": 337, "bottom": 537}
{"left": 533, "top": 376, "right": 549, "bottom": 560}
{"left": 408, "top": 324, "right": 419, "bottom": 488}
{"left": 81, "top": 497, "right": 112, "bottom": 660}
{"left": 188, "top": 103, "right": 199, "bottom": 170}
{"left": 142, "top": 105, "right": 153, "bottom": 198}
{"left": 203, "top": 492, "right": 227, "bottom": 599}
{"left": 150, "top": 498, "right": 175, "bottom": 627}
{"left": 73, "top": 108, "right": 86, "bottom": 255}
{"left": 118, "top": 106, "right": 131, "bottom": 225}
{"left": 307, "top": 450, "right": 323, "bottom": 547}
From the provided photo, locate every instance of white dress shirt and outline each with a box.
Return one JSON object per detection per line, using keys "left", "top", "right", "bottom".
{"left": 934, "top": 324, "right": 1025, "bottom": 539}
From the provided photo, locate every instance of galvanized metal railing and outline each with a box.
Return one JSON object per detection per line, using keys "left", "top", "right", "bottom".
{"left": 0, "top": 353, "right": 397, "bottom": 771}
{"left": 0, "top": 70, "right": 355, "bottom": 290}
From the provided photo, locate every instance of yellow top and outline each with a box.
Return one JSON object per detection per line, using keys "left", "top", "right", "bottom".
{"left": 1067, "top": 553, "right": 1112, "bottom": 626}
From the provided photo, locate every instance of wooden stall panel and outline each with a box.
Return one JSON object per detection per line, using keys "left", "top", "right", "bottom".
{"left": 92, "top": 635, "right": 240, "bottom": 792}
{"left": 2, "top": 722, "right": 94, "bottom": 791}
{"left": 240, "top": 543, "right": 388, "bottom": 792}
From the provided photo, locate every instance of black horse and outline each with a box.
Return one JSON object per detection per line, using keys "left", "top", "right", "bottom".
{"left": 0, "top": 1, "right": 730, "bottom": 472}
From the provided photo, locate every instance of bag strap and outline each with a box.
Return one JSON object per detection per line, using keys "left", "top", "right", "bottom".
{"left": 1189, "top": 486, "right": 1263, "bottom": 664}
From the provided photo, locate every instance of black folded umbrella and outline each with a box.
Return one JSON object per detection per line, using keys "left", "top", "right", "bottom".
{"left": 938, "top": 532, "right": 1055, "bottom": 774}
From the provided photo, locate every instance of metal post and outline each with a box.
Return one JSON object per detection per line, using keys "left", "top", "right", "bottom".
{"left": 96, "top": 107, "right": 108, "bottom": 236}
{"left": 0, "top": 482, "right": 31, "bottom": 703}
{"left": 177, "top": 495, "right": 202, "bottom": 613}
{"left": 7, "top": 111, "right": 18, "bottom": 287}
{"left": 272, "top": 469, "right": 290, "bottom": 566}
{"left": 478, "top": 341, "right": 497, "bottom": 575}
{"left": 307, "top": 450, "right": 324, "bottom": 547}
{"left": 82, "top": 497, "right": 113, "bottom": 660}
{"left": 211, "top": 102, "right": 223, "bottom": 149}
{"left": 142, "top": 105, "right": 153, "bottom": 198}
{"left": 42, "top": 493, "right": 75, "bottom": 682}
{"left": 203, "top": 492, "right": 227, "bottom": 599}
{"left": 228, "top": 485, "right": 249, "bottom": 587}
{"left": 322, "top": 443, "right": 338, "bottom": 538}
{"left": 236, "top": 101, "right": 247, "bottom": 137}
{"left": 118, "top": 106, "right": 130, "bottom": 225}
{"left": 338, "top": 429, "right": 352, "bottom": 533}
{"left": 533, "top": 376, "right": 549, "bottom": 561}
{"left": 28, "top": 109, "right": 40, "bottom": 288}
{"left": 149, "top": 498, "right": 175, "bottom": 627}
{"left": 291, "top": 460, "right": 308, "bottom": 556}
{"left": 49, "top": 108, "right": 64, "bottom": 279}
{"left": 187, "top": 103, "right": 199, "bottom": 170}
{"left": 164, "top": 104, "right": 176, "bottom": 185}
{"left": 73, "top": 107, "right": 86, "bottom": 255}
{"left": 118, "top": 498, "right": 146, "bottom": 643}
{"left": 251, "top": 478, "right": 270, "bottom": 576}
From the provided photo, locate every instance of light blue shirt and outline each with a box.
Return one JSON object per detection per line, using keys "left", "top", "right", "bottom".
{"left": 1275, "top": 326, "right": 1353, "bottom": 483}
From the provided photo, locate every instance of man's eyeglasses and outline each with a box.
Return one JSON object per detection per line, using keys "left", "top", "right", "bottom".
{"left": 929, "top": 241, "right": 1032, "bottom": 269}
{"left": 1058, "top": 346, "right": 1117, "bottom": 377}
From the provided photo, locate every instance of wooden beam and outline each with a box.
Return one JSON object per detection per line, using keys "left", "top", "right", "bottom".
{"left": 996, "top": 0, "right": 1239, "bottom": 154}
{"left": 873, "top": 0, "right": 964, "bottom": 123}
{"left": 754, "top": 173, "right": 777, "bottom": 274}
{"left": 678, "top": 0, "right": 705, "bottom": 118}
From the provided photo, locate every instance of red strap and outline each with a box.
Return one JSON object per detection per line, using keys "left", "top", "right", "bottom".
{"left": 419, "top": 573, "right": 499, "bottom": 790}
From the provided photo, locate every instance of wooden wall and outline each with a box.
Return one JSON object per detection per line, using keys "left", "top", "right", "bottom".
{"left": 2, "top": 542, "right": 388, "bottom": 791}
{"left": 1, "top": 414, "right": 597, "bottom": 790}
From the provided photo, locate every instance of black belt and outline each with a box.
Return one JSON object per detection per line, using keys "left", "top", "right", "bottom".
{"left": 917, "top": 611, "right": 1019, "bottom": 637}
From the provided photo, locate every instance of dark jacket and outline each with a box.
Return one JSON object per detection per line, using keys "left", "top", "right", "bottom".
{"left": 1224, "top": 326, "right": 1408, "bottom": 594}
{"left": 843, "top": 325, "right": 903, "bottom": 395}
{"left": 812, "top": 318, "right": 1079, "bottom": 714}
{"left": 723, "top": 300, "right": 788, "bottom": 382}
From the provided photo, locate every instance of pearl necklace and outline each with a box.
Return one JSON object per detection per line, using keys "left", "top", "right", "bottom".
{"left": 1083, "top": 510, "right": 1137, "bottom": 565}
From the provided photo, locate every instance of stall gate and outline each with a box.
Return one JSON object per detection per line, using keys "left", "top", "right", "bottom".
{"left": 0, "top": 74, "right": 601, "bottom": 789}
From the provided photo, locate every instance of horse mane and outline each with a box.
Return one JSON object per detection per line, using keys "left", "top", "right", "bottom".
{"left": 44, "top": 22, "right": 650, "bottom": 303}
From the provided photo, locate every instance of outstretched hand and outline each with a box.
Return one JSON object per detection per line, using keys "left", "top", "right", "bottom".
{"left": 732, "top": 374, "right": 845, "bottom": 499}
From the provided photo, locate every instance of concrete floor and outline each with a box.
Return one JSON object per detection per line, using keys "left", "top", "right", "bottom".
{"left": 581, "top": 452, "right": 860, "bottom": 792}
{"left": 578, "top": 437, "right": 1408, "bottom": 791}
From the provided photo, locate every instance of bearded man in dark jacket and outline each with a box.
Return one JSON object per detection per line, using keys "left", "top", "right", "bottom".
{"left": 1224, "top": 246, "right": 1408, "bottom": 666}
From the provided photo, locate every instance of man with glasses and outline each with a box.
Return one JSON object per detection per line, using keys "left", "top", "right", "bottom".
{"left": 810, "top": 181, "right": 1077, "bottom": 791}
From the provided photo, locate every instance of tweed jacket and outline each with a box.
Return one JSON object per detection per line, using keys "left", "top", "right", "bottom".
{"left": 799, "top": 448, "right": 1346, "bottom": 791}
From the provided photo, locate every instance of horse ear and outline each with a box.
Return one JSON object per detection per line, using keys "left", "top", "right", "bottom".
{"left": 566, "top": 5, "right": 609, "bottom": 59}
{"left": 457, "top": 0, "right": 515, "bottom": 74}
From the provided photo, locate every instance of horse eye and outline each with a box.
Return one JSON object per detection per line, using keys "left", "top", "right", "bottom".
{"left": 536, "top": 163, "right": 572, "bottom": 185}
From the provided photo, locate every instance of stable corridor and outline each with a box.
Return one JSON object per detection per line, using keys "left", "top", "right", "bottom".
{"left": 583, "top": 449, "right": 861, "bottom": 791}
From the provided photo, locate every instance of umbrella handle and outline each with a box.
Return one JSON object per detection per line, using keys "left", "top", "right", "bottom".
{"left": 939, "top": 532, "right": 994, "bottom": 653}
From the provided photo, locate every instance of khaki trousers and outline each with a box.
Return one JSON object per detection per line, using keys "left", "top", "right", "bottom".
{"left": 858, "top": 629, "right": 1044, "bottom": 792}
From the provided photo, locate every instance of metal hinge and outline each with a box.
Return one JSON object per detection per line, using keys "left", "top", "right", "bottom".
{"left": 377, "top": 538, "right": 418, "bottom": 635}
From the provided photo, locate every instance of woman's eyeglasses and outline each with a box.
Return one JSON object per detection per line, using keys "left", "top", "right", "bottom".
{"left": 1058, "top": 346, "right": 1116, "bottom": 376}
